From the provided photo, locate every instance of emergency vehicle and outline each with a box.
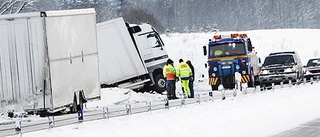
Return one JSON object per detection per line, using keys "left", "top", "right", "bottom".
{"left": 203, "top": 33, "right": 261, "bottom": 90}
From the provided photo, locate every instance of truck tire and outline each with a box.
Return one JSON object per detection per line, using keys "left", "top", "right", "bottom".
{"left": 152, "top": 74, "right": 166, "bottom": 94}
{"left": 248, "top": 70, "right": 255, "bottom": 87}
{"left": 70, "top": 94, "right": 77, "bottom": 113}
{"left": 211, "top": 85, "right": 218, "bottom": 91}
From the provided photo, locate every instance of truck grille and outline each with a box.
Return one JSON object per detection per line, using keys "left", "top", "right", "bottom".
{"left": 269, "top": 69, "right": 284, "bottom": 74}
{"left": 310, "top": 69, "right": 320, "bottom": 73}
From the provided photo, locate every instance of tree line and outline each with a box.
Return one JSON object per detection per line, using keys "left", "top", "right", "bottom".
{"left": 1, "top": 0, "right": 320, "bottom": 33}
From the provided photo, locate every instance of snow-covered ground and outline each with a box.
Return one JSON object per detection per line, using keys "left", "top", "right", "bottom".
{"left": 3, "top": 29, "right": 320, "bottom": 137}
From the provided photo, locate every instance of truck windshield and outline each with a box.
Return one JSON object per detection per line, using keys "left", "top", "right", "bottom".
{"left": 307, "top": 58, "right": 320, "bottom": 67}
{"left": 146, "top": 27, "right": 165, "bottom": 48}
{"left": 263, "top": 55, "right": 294, "bottom": 66}
{"left": 209, "top": 42, "right": 245, "bottom": 57}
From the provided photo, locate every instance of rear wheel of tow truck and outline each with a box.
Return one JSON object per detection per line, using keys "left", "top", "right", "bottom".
{"left": 260, "top": 83, "right": 272, "bottom": 91}
{"left": 152, "top": 74, "right": 166, "bottom": 94}
{"left": 260, "top": 82, "right": 265, "bottom": 91}
{"left": 248, "top": 70, "right": 255, "bottom": 87}
{"left": 211, "top": 85, "right": 218, "bottom": 91}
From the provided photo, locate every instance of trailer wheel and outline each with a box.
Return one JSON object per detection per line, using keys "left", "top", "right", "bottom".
{"left": 152, "top": 74, "right": 166, "bottom": 94}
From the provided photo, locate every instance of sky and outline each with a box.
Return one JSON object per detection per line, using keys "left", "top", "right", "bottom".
{"left": 2, "top": 29, "right": 320, "bottom": 137}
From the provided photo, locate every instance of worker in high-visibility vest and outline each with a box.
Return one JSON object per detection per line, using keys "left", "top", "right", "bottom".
{"left": 186, "top": 60, "right": 195, "bottom": 98}
{"left": 176, "top": 59, "right": 193, "bottom": 98}
{"left": 163, "top": 59, "right": 178, "bottom": 100}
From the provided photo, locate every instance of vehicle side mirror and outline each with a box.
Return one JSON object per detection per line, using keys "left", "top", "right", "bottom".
{"left": 147, "top": 33, "right": 155, "bottom": 38}
{"left": 203, "top": 46, "right": 207, "bottom": 56}
{"left": 247, "top": 39, "right": 253, "bottom": 52}
{"left": 248, "top": 46, "right": 253, "bottom": 52}
{"left": 130, "top": 26, "right": 142, "bottom": 33}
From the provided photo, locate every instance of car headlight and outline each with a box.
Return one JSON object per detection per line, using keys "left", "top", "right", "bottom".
{"left": 284, "top": 68, "right": 293, "bottom": 73}
{"left": 213, "top": 67, "right": 217, "bottom": 71}
{"left": 261, "top": 70, "right": 269, "bottom": 74}
{"left": 236, "top": 65, "right": 240, "bottom": 69}
{"left": 242, "top": 70, "right": 246, "bottom": 74}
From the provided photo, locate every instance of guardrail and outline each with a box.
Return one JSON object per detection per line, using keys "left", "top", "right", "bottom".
{"left": 0, "top": 77, "right": 317, "bottom": 137}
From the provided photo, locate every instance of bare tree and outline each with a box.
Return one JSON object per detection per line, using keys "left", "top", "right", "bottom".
{"left": 0, "top": 0, "right": 36, "bottom": 15}
{"left": 123, "top": 8, "right": 164, "bottom": 33}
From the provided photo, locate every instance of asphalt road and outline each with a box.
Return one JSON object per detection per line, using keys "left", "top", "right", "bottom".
{"left": 272, "top": 117, "right": 320, "bottom": 137}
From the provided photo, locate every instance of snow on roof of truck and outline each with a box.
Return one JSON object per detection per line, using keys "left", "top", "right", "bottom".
{"left": 269, "top": 51, "right": 296, "bottom": 56}
{"left": 44, "top": 8, "right": 95, "bottom": 17}
{"left": 0, "top": 8, "right": 95, "bottom": 20}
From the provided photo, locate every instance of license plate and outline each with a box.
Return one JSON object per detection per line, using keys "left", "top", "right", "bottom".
{"left": 222, "top": 66, "right": 231, "bottom": 69}
{"left": 274, "top": 77, "right": 281, "bottom": 80}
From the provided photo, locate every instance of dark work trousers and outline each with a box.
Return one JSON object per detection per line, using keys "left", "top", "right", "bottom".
{"left": 189, "top": 80, "right": 194, "bottom": 98}
{"left": 167, "top": 81, "right": 176, "bottom": 99}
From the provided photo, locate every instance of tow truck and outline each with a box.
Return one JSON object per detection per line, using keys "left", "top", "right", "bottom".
{"left": 203, "top": 33, "right": 261, "bottom": 90}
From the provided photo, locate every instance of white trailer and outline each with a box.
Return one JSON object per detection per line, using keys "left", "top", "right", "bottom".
{"left": 97, "top": 17, "right": 168, "bottom": 93}
{"left": 0, "top": 8, "right": 100, "bottom": 113}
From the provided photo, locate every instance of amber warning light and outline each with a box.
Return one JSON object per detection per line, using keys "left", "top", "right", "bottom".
{"left": 213, "top": 33, "right": 248, "bottom": 40}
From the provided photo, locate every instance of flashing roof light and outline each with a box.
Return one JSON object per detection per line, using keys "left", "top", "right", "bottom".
{"left": 213, "top": 33, "right": 248, "bottom": 40}
{"left": 231, "top": 33, "right": 239, "bottom": 38}
{"left": 239, "top": 33, "right": 247, "bottom": 38}
{"left": 213, "top": 35, "right": 221, "bottom": 39}
{"left": 231, "top": 33, "right": 248, "bottom": 38}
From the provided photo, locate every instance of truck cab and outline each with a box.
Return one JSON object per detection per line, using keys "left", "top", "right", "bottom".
{"left": 129, "top": 23, "right": 169, "bottom": 92}
{"left": 203, "top": 33, "right": 261, "bottom": 90}
{"left": 97, "top": 18, "right": 168, "bottom": 94}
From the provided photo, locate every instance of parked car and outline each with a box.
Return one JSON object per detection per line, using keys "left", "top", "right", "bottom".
{"left": 304, "top": 58, "right": 320, "bottom": 80}
{"left": 259, "top": 51, "right": 304, "bottom": 88}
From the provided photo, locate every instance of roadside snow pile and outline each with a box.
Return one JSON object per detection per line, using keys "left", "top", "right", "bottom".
{"left": 85, "top": 88, "right": 166, "bottom": 109}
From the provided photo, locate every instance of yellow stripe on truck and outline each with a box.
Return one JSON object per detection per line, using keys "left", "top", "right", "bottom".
{"left": 241, "top": 75, "right": 250, "bottom": 83}
{"left": 209, "top": 77, "right": 219, "bottom": 85}
{"left": 208, "top": 55, "right": 249, "bottom": 61}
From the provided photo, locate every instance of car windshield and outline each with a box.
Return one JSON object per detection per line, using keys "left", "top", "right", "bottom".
{"left": 209, "top": 42, "right": 245, "bottom": 57}
{"left": 263, "top": 55, "right": 294, "bottom": 66}
{"left": 307, "top": 59, "right": 320, "bottom": 67}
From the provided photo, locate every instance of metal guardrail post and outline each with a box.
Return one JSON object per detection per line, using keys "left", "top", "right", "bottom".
{"left": 221, "top": 90, "right": 226, "bottom": 100}
{"left": 103, "top": 107, "right": 109, "bottom": 120}
{"left": 147, "top": 101, "right": 151, "bottom": 111}
{"left": 126, "top": 104, "right": 132, "bottom": 115}
{"left": 232, "top": 89, "right": 237, "bottom": 97}
{"left": 242, "top": 86, "right": 247, "bottom": 94}
{"left": 15, "top": 120, "right": 21, "bottom": 135}
{"left": 164, "top": 98, "right": 169, "bottom": 109}
{"left": 235, "top": 83, "right": 238, "bottom": 90}
{"left": 196, "top": 94, "right": 200, "bottom": 104}
{"left": 289, "top": 80, "right": 292, "bottom": 87}
{"left": 280, "top": 82, "right": 284, "bottom": 88}
{"left": 78, "top": 109, "right": 84, "bottom": 123}
{"left": 303, "top": 78, "right": 307, "bottom": 84}
{"left": 311, "top": 77, "right": 314, "bottom": 84}
{"left": 48, "top": 116, "right": 55, "bottom": 128}
{"left": 181, "top": 97, "right": 185, "bottom": 106}
{"left": 317, "top": 76, "right": 319, "bottom": 82}
{"left": 272, "top": 83, "right": 275, "bottom": 91}
{"left": 209, "top": 92, "right": 213, "bottom": 102}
